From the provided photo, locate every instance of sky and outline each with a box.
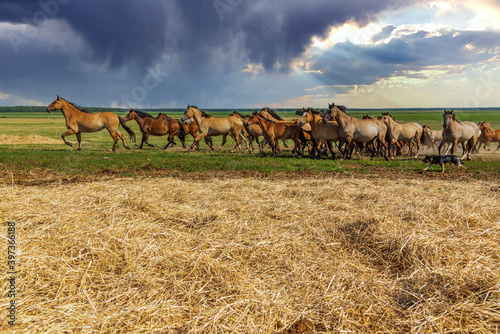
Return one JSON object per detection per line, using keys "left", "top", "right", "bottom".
{"left": 0, "top": 0, "right": 499, "bottom": 109}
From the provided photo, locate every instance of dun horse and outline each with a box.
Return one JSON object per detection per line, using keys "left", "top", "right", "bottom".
{"left": 124, "top": 109, "right": 185, "bottom": 149}
{"left": 381, "top": 112, "right": 423, "bottom": 158}
{"left": 181, "top": 105, "right": 249, "bottom": 153}
{"left": 323, "top": 103, "right": 389, "bottom": 160}
{"left": 299, "top": 108, "right": 340, "bottom": 159}
{"left": 438, "top": 110, "right": 479, "bottom": 160}
{"left": 45, "top": 95, "right": 135, "bottom": 151}
{"left": 421, "top": 125, "right": 443, "bottom": 153}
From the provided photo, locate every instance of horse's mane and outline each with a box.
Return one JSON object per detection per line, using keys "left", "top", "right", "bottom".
{"left": 231, "top": 111, "right": 247, "bottom": 119}
{"left": 132, "top": 109, "right": 154, "bottom": 118}
{"left": 336, "top": 105, "right": 348, "bottom": 113}
{"left": 482, "top": 122, "right": 494, "bottom": 132}
{"left": 261, "top": 108, "right": 283, "bottom": 120}
{"left": 256, "top": 113, "right": 277, "bottom": 123}
{"left": 62, "top": 98, "right": 92, "bottom": 114}
{"left": 308, "top": 108, "right": 325, "bottom": 117}
{"left": 157, "top": 113, "right": 173, "bottom": 119}
{"left": 200, "top": 110, "right": 212, "bottom": 118}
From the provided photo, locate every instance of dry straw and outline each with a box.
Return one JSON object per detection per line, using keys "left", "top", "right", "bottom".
{"left": 1, "top": 175, "right": 499, "bottom": 333}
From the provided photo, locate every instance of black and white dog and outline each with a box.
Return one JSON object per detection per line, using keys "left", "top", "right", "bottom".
{"left": 420, "top": 155, "right": 466, "bottom": 173}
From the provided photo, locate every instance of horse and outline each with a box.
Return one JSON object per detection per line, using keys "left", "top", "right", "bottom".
{"left": 157, "top": 113, "right": 213, "bottom": 149}
{"left": 246, "top": 111, "right": 301, "bottom": 157}
{"left": 438, "top": 109, "right": 479, "bottom": 160}
{"left": 124, "top": 109, "right": 185, "bottom": 149}
{"left": 476, "top": 122, "right": 500, "bottom": 153}
{"left": 298, "top": 108, "right": 340, "bottom": 159}
{"left": 421, "top": 125, "right": 443, "bottom": 153}
{"left": 381, "top": 112, "right": 423, "bottom": 158}
{"left": 45, "top": 95, "right": 135, "bottom": 151}
{"left": 181, "top": 105, "right": 249, "bottom": 153}
{"left": 229, "top": 111, "right": 259, "bottom": 152}
{"left": 323, "top": 103, "right": 389, "bottom": 160}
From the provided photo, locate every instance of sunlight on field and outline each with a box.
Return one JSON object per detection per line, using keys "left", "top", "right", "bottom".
{"left": 1, "top": 176, "right": 499, "bottom": 332}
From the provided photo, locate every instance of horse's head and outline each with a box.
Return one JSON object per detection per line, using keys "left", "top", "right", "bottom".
{"left": 123, "top": 109, "right": 137, "bottom": 121}
{"left": 246, "top": 111, "right": 261, "bottom": 126}
{"left": 181, "top": 105, "right": 196, "bottom": 123}
{"left": 298, "top": 108, "right": 312, "bottom": 127}
{"left": 443, "top": 109, "right": 454, "bottom": 129}
{"left": 46, "top": 95, "right": 63, "bottom": 113}
{"left": 323, "top": 106, "right": 338, "bottom": 122}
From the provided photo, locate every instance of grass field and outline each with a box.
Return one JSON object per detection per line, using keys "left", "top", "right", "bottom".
{"left": 1, "top": 110, "right": 499, "bottom": 333}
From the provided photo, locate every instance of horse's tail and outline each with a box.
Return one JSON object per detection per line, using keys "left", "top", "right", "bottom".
{"left": 177, "top": 120, "right": 186, "bottom": 148}
{"left": 119, "top": 116, "right": 136, "bottom": 144}
{"left": 420, "top": 127, "right": 427, "bottom": 145}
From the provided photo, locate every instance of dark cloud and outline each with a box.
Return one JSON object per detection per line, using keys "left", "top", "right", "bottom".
{"left": 10, "top": 0, "right": 499, "bottom": 107}
{"left": 308, "top": 28, "right": 500, "bottom": 86}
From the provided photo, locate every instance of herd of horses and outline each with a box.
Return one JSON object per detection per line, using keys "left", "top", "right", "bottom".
{"left": 45, "top": 96, "right": 500, "bottom": 160}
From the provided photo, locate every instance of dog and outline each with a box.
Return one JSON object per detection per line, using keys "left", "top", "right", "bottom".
{"left": 420, "top": 155, "right": 466, "bottom": 173}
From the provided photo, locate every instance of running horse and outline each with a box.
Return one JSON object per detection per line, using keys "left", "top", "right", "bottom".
{"left": 246, "top": 111, "right": 301, "bottom": 157}
{"left": 181, "top": 105, "right": 249, "bottom": 152}
{"left": 438, "top": 109, "right": 479, "bottom": 160}
{"left": 124, "top": 109, "right": 186, "bottom": 149}
{"left": 476, "top": 122, "right": 500, "bottom": 153}
{"left": 323, "top": 103, "right": 389, "bottom": 160}
{"left": 45, "top": 95, "right": 135, "bottom": 151}
{"left": 380, "top": 112, "right": 423, "bottom": 158}
{"left": 158, "top": 113, "right": 213, "bottom": 150}
{"left": 298, "top": 107, "right": 340, "bottom": 159}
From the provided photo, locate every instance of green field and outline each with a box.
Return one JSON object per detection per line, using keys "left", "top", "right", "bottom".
{"left": 0, "top": 109, "right": 499, "bottom": 182}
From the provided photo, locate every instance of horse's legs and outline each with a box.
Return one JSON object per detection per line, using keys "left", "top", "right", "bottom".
{"left": 108, "top": 131, "right": 119, "bottom": 151}
{"left": 61, "top": 128, "right": 77, "bottom": 147}
{"left": 116, "top": 129, "right": 131, "bottom": 150}
{"left": 218, "top": 134, "right": 227, "bottom": 151}
{"left": 190, "top": 133, "right": 208, "bottom": 151}
{"left": 163, "top": 133, "right": 176, "bottom": 150}
{"left": 75, "top": 132, "right": 82, "bottom": 151}
{"left": 438, "top": 139, "right": 447, "bottom": 155}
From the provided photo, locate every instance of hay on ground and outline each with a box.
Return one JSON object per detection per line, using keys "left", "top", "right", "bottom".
{"left": 0, "top": 176, "right": 499, "bottom": 333}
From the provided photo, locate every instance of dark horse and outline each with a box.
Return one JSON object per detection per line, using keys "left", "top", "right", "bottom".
{"left": 124, "top": 109, "right": 186, "bottom": 149}
{"left": 46, "top": 95, "right": 135, "bottom": 151}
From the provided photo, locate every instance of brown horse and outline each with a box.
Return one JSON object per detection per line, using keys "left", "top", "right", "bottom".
{"left": 477, "top": 122, "right": 500, "bottom": 153}
{"left": 323, "top": 103, "right": 389, "bottom": 160}
{"left": 247, "top": 111, "right": 301, "bottom": 157}
{"left": 124, "top": 109, "right": 185, "bottom": 149}
{"left": 45, "top": 95, "right": 135, "bottom": 151}
{"left": 438, "top": 110, "right": 479, "bottom": 160}
{"left": 381, "top": 112, "right": 423, "bottom": 158}
{"left": 299, "top": 108, "right": 340, "bottom": 159}
{"left": 157, "top": 113, "right": 213, "bottom": 149}
{"left": 181, "top": 105, "right": 248, "bottom": 153}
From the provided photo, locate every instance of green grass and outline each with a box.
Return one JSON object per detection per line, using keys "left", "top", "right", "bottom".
{"left": 0, "top": 110, "right": 499, "bottom": 179}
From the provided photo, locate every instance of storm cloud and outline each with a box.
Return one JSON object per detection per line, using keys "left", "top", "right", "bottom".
{"left": 0, "top": 0, "right": 499, "bottom": 107}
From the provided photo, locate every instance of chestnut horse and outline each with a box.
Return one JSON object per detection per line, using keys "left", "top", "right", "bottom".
{"left": 124, "top": 109, "right": 185, "bottom": 149}
{"left": 477, "top": 122, "right": 500, "bottom": 153}
{"left": 157, "top": 113, "right": 213, "bottom": 149}
{"left": 247, "top": 111, "right": 301, "bottom": 157}
{"left": 323, "top": 103, "right": 389, "bottom": 160}
{"left": 181, "top": 105, "right": 248, "bottom": 153}
{"left": 438, "top": 110, "right": 479, "bottom": 160}
{"left": 45, "top": 95, "right": 135, "bottom": 151}
{"left": 299, "top": 108, "right": 340, "bottom": 159}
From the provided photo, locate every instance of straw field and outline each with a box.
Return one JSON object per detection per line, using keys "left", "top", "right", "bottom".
{"left": 1, "top": 172, "right": 499, "bottom": 333}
